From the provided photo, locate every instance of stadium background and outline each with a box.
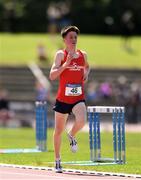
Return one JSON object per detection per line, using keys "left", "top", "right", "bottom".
{"left": 0, "top": 0, "right": 141, "bottom": 176}
{"left": 0, "top": 0, "right": 141, "bottom": 126}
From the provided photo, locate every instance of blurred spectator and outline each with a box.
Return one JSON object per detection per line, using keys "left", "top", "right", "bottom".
{"left": 58, "top": 0, "right": 72, "bottom": 30}
{"left": 104, "top": 16, "right": 115, "bottom": 34}
{"left": 46, "top": 2, "right": 62, "bottom": 49}
{"left": 120, "top": 10, "right": 135, "bottom": 53}
{"left": 35, "top": 81, "right": 48, "bottom": 102}
{"left": 3, "top": 2, "right": 17, "bottom": 32}
{"left": 126, "top": 81, "right": 140, "bottom": 123}
{"left": 46, "top": 1, "right": 71, "bottom": 49}
{"left": 85, "top": 75, "right": 141, "bottom": 123}
{"left": 47, "top": 1, "right": 72, "bottom": 33}
{"left": 46, "top": 2, "right": 61, "bottom": 34}
{"left": 35, "top": 80, "right": 54, "bottom": 104}
{"left": 99, "top": 81, "right": 113, "bottom": 100}
{"left": 0, "top": 89, "right": 13, "bottom": 126}
{"left": 86, "top": 81, "right": 100, "bottom": 105}
{"left": 113, "top": 76, "right": 129, "bottom": 106}
{"left": 37, "top": 43, "right": 48, "bottom": 64}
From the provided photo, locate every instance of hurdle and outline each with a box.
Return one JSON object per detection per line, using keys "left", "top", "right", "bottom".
{"left": 0, "top": 101, "right": 47, "bottom": 153}
{"left": 88, "top": 106, "right": 125, "bottom": 164}
{"left": 35, "top": 101, "right": 47, "bottom": 151}
{"left": 61, "top": 106, "right": 125, "bottom": 166}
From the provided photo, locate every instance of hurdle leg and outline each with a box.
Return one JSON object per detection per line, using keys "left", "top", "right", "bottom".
{"left": 88, "top": 112, "right": 93, "bottom": 161}
{"left": 93, "top": 112, "right": 98, "bottom": 161}
{"left": 42, "top": 101, "right": 47, "bottom": 151}
{"left": 113, "top": 109, "right": 117, "bottom": 162}
{"left": 40, "top": 101, "right": 47, "bottom": 151}
{"left": 40, "top": 103, "right": 44, "bottom": 151}
{"left": 121, "top": 109, "right": 126, "bottom": 163}
{"left": 35, "top": 101, "right": 41, "bottom": 150}
{"left": 117, "top": 109, "right": 122, "bottom": 163}
{"left": 96, "top": 113, "right": 101, "bottom": 160}
{"left": 39, "top": 102, "right": 43, "bottom": 151}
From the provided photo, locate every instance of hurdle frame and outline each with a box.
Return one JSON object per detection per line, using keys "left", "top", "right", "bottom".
{"left": 35, "top": 101, "right": 47, "bottom": 151}
{"left": 0, "top": 101, "right": 48, "bottom": 154}
{"left": 87, "top": 106, "right": 126, "bottom": 164}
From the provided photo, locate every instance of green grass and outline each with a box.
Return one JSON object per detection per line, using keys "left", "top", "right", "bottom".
{"left": 0, "top": 128, "right": 141, "bottom": 175}
{"left": 0, "top": 33, "right": 141, "bottom": 68}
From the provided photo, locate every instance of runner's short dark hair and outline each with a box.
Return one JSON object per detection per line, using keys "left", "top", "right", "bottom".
{"left": 61, "top": 26, "right": 80, "bottom": 38}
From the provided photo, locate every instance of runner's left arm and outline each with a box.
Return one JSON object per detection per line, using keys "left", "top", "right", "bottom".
{"left": 82, "top": 51, "right": 90, "bottom": 82}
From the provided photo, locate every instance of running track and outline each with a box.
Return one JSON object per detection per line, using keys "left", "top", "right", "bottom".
{"left": 0, "top": 166, "right": 139, "bottom": 180}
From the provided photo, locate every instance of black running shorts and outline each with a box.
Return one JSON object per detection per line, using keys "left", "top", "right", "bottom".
{"left": 53, "top": 99, "right": 85, "bottom": 114}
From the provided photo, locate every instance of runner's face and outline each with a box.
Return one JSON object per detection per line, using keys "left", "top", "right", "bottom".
{"left": 64, "top": 31, "right": 78, "bottom": 48}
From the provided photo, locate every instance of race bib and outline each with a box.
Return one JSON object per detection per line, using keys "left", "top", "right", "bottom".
{"left": 65, "top": 84, "right": 82, "bottom": 96}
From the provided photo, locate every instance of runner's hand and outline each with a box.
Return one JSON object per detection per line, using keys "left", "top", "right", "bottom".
{"left": 64, "top": 52, "right": 74, "bottom": 67}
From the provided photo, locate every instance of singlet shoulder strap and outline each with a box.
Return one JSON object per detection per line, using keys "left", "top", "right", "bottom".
{"left": 77, "top": 49, "right": 84, "bottom": 57}
{"left": 61, "top": 49, "right": 68, "bottom": 64}
{"left": 63, "top": 49, "right": 68, "bottom": 56}
{"left": 77, "top": 49, "right": 85, "bottom": 62}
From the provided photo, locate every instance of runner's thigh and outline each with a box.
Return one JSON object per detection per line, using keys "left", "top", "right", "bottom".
{"left": 54, "top": 111, "right": 68, "bottom": 130}
{"left": 72, "top": 102, "right": 87, "bottom": 122}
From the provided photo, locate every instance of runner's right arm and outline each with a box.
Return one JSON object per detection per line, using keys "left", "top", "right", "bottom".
{"left": 49, "top": 50, "right": 73, "bottom": 80}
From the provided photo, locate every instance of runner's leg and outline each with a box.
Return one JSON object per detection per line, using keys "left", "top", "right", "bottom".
{"left": 54, "top": 112, "right": 68, "bottom": 159}
{"left": 69, "top": 102, "right": 86, "bottom": 137}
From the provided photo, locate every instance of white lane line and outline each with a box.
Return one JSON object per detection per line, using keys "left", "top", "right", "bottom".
{"left": 1, "top": 172, "right": 84, "bottom": 180}
{"left": 0, "top": 163, "right": 141, "bottom": 178}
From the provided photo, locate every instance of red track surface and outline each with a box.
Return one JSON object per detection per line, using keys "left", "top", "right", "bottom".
{"left": 0, "top": 166, "right": 135, "bottom": 180}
